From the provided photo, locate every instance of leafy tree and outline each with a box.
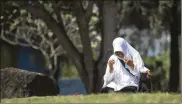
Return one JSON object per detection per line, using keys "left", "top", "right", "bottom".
{"left": 118, "top": 0, "right": 180, "bottom": 92}
{"left": 1, "top": 0, "right": 119, "bottom": 93}
{"left": 1, "top": 0, "right": 180, "bottom": 93}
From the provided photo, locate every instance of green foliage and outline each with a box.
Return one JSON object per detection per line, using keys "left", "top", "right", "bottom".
{"left": 144, "top": 50, "right": 170, "bottom": 79}
{"left": 144, "top": 50, "right": 170, "bottom": 91}
{"left": 118, "top": 0, "right": 173, "bottom": 35}
{"left": 61, "top": 63, "right": 79, "bottom": 79}
{"left": 155, "top": 50, "right": 170, "bottom": 78}
{"left": 2, "top": 93, "right": 180, "bottom": 103}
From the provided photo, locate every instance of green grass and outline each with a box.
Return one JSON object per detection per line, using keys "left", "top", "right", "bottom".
{"left": 1, "top": 93, "right": 181, "bottom": 103}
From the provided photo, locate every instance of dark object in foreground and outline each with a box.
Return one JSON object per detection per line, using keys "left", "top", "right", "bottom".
{"left": 138, "top": 73, "right": 152, "bottom": 93}
{"left": 101, "top": 86, "right": 137, "bottom": 93}
{"left": 0, "top": 67, "right": 59, "bottom": 99}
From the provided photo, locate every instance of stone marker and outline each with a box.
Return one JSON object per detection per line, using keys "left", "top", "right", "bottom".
{"left": 0, "top": 67, "right": 59, "bottom": 98}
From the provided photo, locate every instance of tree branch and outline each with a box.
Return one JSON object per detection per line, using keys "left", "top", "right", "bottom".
{"left": 85, "top": 1, "right": 94, "bottom": 21}
{"left": 51, "top": 2, "right": 90, "bottom": 80}
{"left": 72, "top": 0, "right": 95, "bottom": 93}
{"left": 73, "top": 0, "right": 94, "bottom": 70}
{"left": 96, "top": 1, "right": 104, "bottom": 65}
{"left": 52, "top": 2, "right": 65, "bottom": 28}
{"left": 15, "top": 1, "right": 83, "bottom": 71}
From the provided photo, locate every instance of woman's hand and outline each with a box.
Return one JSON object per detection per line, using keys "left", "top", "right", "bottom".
{"left": 146, "top": 70, "right": 151, "bottom": 79}
{"left": 108, "top": 59, "right": 115, "bottom": 73}
{"left": 124, "top": 58, "right": 134, "bottom": 70}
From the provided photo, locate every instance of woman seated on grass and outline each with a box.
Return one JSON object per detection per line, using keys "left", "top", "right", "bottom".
{"left": 101, "top": 37, "right": 151, "bottom": 93}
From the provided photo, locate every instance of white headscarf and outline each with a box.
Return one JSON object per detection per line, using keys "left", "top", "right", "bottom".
{"left": 113, "top": 37, "right": 132, "bottom": 59}
{"left": 112, "top": 37, "right": 147, "bottom": 76}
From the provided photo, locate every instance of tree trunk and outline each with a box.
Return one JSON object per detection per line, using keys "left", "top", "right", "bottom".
{"left": 16, "top": 1, "right": 119, "bottom": 93}
{"left": 49, "top": 55, "right": 61, "bottom": 83}
{"left": 72, "top": 1, "right": 95, "bottom": 93}
{"left": 95, "top": 0, "right": 119, "bottom": 92}
{"left": 169, "top": 0, "right": 180, "bottom": 92}
{"left": 72, "top": 0, "right": 119, "bottom": 93}
{"left": 16, "top": 2, "right": 90, "bottom": 93}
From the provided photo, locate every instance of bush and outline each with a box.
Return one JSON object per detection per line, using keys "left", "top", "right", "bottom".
{"left": 144, "top": 50, "right": 170, "bottom": 92}
{"left": 61, "top": 63, "right": 79, "bottom": 79}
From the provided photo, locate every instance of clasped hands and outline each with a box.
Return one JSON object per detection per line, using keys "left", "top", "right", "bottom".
{"left": 108, "top": 58, "right": 134, "bottom": 73}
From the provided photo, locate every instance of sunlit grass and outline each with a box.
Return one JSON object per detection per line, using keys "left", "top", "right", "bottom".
{"left": 1, "top": 93, "right": 180, "bottom": 103}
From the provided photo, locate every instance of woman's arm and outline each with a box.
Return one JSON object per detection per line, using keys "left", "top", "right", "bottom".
{"left": 103, "top": 58, "right": 116, "bottom": 86}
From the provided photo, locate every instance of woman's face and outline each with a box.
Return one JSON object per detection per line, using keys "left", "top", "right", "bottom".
{"left": 115, "top": 51, "right": 124, "bottom": 58}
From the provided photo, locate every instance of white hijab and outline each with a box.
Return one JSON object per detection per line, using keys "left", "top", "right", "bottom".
{"left": 112, "top": 37, "right": 146, "bottom": 76}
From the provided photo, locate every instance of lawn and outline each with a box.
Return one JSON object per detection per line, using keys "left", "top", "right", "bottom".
{"left": 1, "top": 93, "right": 181, "bottom": 103}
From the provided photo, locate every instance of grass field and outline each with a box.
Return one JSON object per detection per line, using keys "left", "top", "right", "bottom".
{"left": 1, "top": 93, "right": 181, "bottom": 103}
